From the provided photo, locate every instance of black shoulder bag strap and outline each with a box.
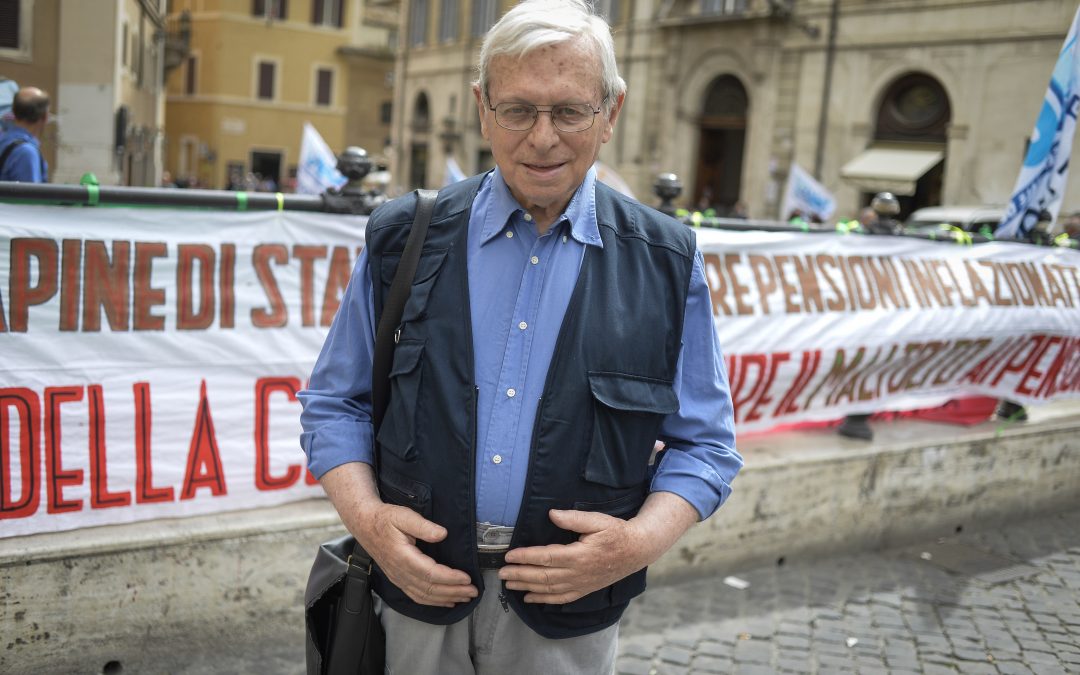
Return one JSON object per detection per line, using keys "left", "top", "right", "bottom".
{"left": 324, "top": 189, "right": 438, "bottom": 675}
{"left": 371, "top": 188, "right": 438, "bottom": 435}
{"left": 349, "top": 187, "right": 437, "bottom": 550}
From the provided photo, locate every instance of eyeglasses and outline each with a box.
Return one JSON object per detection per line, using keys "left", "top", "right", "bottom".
{"left": 488, "top": 102, "right": 603, "bottom": 133}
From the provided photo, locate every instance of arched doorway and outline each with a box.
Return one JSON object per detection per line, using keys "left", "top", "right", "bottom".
{"left": 694, "top": 75, "right": 748, "bottom": 215}
{"left": 872, "top": 72, "right": 951, "bottom": 215}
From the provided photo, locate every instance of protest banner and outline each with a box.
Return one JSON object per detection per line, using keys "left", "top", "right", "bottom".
{"left": 2, "top": 205, "right": 1078, "bottom": 536}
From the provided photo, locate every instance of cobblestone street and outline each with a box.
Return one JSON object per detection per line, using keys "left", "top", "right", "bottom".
{"left": 617, "top": 509, "right": 1080, "bottom": 674}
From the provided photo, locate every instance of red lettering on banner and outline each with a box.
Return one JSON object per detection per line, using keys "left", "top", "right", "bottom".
{"left": 177, "top": 244, "right": 216, "bottom": 330}
{"left": 321, "top": 246, "right": 353, "bottom": 326}
{"left": 1035, "top": 338, "right": 1080, "bottom": 397}
{"left": 0, "top": 388, "right": 42, "bottom": 519}
{"left": 773, "top": 350, "right": 821, "bottom": 416}
{"left": 254, "top": 377, "right": 304, "bottom": 490}
{"left": 791, "top": 256, "right": 824, "bottom": 312}
{"left": 748, "top": 255, "right": 776, "bottom": 315}
{"left": 814, "top": 254, "right": 845, "bottom": 311}
{"left": 774, "top": 256, "right": 802, "bottom": 314}
{"left": 88, "top": 384, "right": 132, "bottom": 508}
{"left": 1054, "top": 264, "right": 1080, "bottom": 305}
{"left": 729, "top": 353, "right": 789, "bottom": 423}
{"left": 133, "top": 242, "right": 168, "bottom": 331}
{"left": 990, "top": 335, "right": 1049, "bottom": 387}
{"left": 9, "top": 238, "right": 58, "bottom": 332}
{"left": 1014, "top": 336, "right": 1061, "bottom": 397}
{"left": 59, "top": 239, "right": 82, "bottom": 331}
{"left": 180, "top": 381, "right": 228, "bottom": 499}
{"left": 252, "top": 244, "right": 288, "bottom": 328}
{"left": 83, "top": 240, "right": 131, "bottom": 331}
{"left": 133, "top": 382, "right": 174, "bottom": 503}
{"left": 963, "top": 261, "right": 992, "bottom": 306}
{"left": 178, "top": 244, "right": 214, "bottom": 328}
{"left": 44, "top": 386, "right": 84, "bottom": 513}
{"left": 220, "top": 243, "right": 236, "bottom": 328}
{"left": 803, "top": 347, "right": 864, "bottom": 409}
{"left": 744, "top": 352, "right": 788, "bottom": 422}
{"left": 725, "top": 254, "right": 753, "bottom": 316}
{"left": 294, "top": 245, "right": 327, "bottom": 327}
{"left": 702, "top": 253, "right": 731, "bottom": 316}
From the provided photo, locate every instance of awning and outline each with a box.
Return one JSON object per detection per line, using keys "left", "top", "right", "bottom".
{"left": 840, "top": 143, "right": 944, "bottom": 196}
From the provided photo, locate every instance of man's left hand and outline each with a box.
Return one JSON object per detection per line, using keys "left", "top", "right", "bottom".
{"left": 499, "top": 491, "right": 701, "bottom": 604}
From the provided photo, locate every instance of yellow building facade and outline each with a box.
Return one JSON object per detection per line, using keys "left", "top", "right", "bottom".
{"left": 0, "top": 0, "right": 171, "bottom": 186}
{"left": 164, "top": 0, "right": 395, "bottom": 190}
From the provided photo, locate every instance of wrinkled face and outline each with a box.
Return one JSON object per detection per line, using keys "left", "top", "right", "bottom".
{"left": 474, "top": 39, "right": 623, "bottom": 228}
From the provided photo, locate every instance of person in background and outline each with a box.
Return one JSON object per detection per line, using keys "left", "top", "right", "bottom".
{"left": 0, "top": 87, "right": 50, "bottom": 183}
{"left": 298, "top": 1, "right": 743, "bottom": 672}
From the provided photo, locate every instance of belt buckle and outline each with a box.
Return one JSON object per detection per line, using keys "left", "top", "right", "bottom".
{"left": 477, "top": 543, "right": 509, "bottom": 570}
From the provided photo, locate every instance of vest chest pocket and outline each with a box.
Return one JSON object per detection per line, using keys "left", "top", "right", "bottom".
{"left": 380, "top": 249, "right": 449, "bottom": 324}
{"left": 377, "top": 466, "right": 432, "bottom": 519}
{"left": 376, "top": 339, "right": 425, "bottom": 462}
{"left": 584, "top": 372, "right": 679, "bottom": 489}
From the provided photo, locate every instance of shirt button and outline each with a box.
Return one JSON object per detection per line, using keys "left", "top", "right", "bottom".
{"left": 506, "top": 231, "right": 514, "bottom": 238}
{"left": 506, "top": 388, "right": 516, "bottom": 398}
{"left": 523, "top": 213, "right": 533, "bottom": 222}
{"left": 530, "top": 256, "right": 539, "bottom": 265}
{"left": 518, "top": 321, "right": 528, "bottom": 330}
{"left": 492, "top": 454, "right": 503, "bottom": 464}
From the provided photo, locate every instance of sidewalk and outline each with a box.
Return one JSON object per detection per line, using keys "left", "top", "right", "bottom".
{"left": 617, "top": 508, "right": 1080, "bottom": 675}
{"left": 3, "top": 402, "right": 1078, "bottom": 673}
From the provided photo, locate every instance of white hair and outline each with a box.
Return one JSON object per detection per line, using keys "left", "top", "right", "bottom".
{"left": 476, "top": 0, "right": 626, "bottom": 111}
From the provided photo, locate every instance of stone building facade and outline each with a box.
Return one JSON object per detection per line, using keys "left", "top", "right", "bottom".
{"left": 392, "top": 0, "right": 1079, "bottom": 220}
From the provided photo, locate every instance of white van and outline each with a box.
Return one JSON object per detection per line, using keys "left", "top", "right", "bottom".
{"left": 903, "top": 205, "right": 1006, "bottom": 234}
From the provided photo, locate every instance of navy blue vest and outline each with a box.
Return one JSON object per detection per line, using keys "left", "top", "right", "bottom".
{"left": 366, "top": 174, "right": 695, "bottom": 639}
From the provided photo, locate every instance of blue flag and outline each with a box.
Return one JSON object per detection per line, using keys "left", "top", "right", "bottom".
{"left": 997, "top": 6, "right": 1080, "bottom": 240}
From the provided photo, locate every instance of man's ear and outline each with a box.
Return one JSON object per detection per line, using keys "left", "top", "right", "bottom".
{"left": 473, "top": 84, "right": 490, "bottom": 140}
{"left": 601, "top": 92, "right": 625, "bottom": 144}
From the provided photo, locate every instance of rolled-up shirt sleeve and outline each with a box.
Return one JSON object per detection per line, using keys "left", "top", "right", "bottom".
{"left": 298, "top": 249, "right": 378, "bottom": 478}
{"left": 652, "top": 249, "right": 743, "bottom": 520}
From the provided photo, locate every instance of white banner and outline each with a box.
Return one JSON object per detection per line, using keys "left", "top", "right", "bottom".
{"left": 1, "top": 205, "right": 365, "bottom": 537}
{"left": 998, "top": 5, "right": 1080, "bottom": 239}
{"left": 696, "top": 228, "right": 1080, "bottom": 431}
{"left": 2, "top": 205, "right": 1079, "bottom": 536}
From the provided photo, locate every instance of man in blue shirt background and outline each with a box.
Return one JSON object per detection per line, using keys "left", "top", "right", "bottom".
{"left": 300, "top": 0, "right": 742, "bottom": 672}
{"left": 0, "top": 86, "right": 50, "bottom": 183}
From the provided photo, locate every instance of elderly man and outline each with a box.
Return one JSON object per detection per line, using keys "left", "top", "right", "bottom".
{"left": 0, "top": 87, "right": 49, "bottom": 182}
{"left": 299, "top": 0, "right": 742, "bottom": 671}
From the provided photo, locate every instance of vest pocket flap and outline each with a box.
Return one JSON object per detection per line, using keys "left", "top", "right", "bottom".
{"left": 378, "top": 467, "right": 432, "bottom": 518}
{"left": 389, "top": 340, "right": 424, "bottom": 378}
{"left": 388, "top": 249, "right": 450, "bottom": 324}
{"left": 379, "top": 248, "right": 450, "bottom": 286}
{"left": 587, "top": 372, "right": 679, "bottom": 415}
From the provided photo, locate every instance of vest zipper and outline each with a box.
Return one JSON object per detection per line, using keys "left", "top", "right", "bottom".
{"left": 498, "top": 583, "right": 510, "bottom": 613}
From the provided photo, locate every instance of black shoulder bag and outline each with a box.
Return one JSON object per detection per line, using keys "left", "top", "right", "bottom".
{"left": 304, "top": 189, "right": 439, "bottom": 675}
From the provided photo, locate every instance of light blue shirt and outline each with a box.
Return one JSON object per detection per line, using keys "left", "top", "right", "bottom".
{"left": 299, "top": 167, "right": 742, "bottom": 526}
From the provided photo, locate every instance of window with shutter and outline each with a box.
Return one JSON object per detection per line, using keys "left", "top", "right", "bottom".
{"left": 0, "top": 1, "right": 19, "bottom": 50}
{"left": 258, "top": 61, "right": 275, "bottom": 100}
{"left": 316, "top": 68, "right": 333, "bottom": 106}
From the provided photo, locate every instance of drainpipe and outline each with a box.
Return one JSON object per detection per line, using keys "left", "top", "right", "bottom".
{"left": 812, "top": 0, "right": 840, "bottom": 181}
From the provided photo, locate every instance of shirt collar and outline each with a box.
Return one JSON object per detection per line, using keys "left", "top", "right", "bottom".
{"left": 478, "top": 166, "right": 603, "bottom": 248}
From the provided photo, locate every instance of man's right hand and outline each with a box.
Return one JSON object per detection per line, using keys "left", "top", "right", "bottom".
{"left": 320, "top": 462, "right": 478, "bottom": 608}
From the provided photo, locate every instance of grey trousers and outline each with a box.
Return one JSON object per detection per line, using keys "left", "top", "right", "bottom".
{"left": 373, "top": 570, "right": 618, "bottom": 675}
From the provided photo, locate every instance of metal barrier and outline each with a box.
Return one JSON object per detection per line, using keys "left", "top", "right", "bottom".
{"left": 0, "top": 181, "right": 379, "bottom": 214}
